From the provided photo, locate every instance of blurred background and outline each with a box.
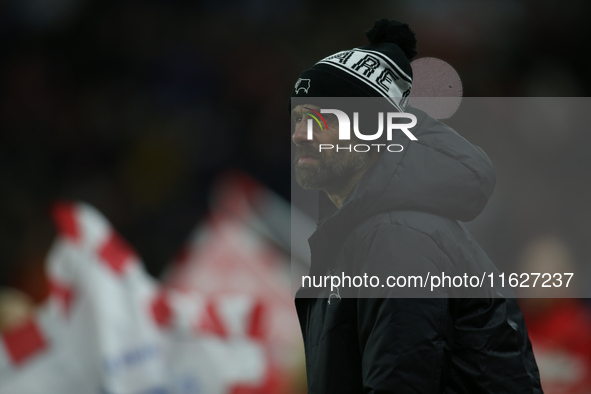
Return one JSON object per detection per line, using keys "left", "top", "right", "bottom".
{"left": 1, "top": 0, "right": 591, "bottom": 392}
{"left": 3, "top": 0, "right": 591, "bottom": 281}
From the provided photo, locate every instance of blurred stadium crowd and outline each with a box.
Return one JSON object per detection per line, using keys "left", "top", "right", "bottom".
{"left": 1, "top": 0, "right": 591, "bottom": 393}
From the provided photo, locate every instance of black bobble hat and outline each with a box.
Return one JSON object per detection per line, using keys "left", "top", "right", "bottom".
{"left": 291, "top": 19, "right": 417, "bottom": 112}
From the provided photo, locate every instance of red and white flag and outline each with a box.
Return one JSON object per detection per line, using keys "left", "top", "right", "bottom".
{"left": 0, "top": 201, "right": 268, "bottom": 394}
{"left": 165, "top": 172, "right": 305, "bottom": 393}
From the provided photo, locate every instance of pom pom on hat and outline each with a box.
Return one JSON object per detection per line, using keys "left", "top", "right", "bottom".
{"left": 365, "top": 18, "right": 418, "bottom": 61}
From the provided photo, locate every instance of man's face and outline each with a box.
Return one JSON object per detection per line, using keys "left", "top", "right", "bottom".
{"left": 291, "top": 104, "right": 369, "bottom": 191}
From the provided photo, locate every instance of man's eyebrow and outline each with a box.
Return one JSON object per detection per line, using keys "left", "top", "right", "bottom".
{"left": 291, "top": 107, "right": 303, "bottom": 117}
{"left": 292, "top": 104, "right": 321, "bottom": 116}
{"left": 303, "top": 104, "right": 321, "bottom": 111}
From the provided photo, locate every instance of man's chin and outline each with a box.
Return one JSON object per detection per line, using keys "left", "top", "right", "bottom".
{"left": 294, "top": 167, "right": 325, "bottom": 190}
{"left": 296, "top": 183, "right": 322, "bottom": 190}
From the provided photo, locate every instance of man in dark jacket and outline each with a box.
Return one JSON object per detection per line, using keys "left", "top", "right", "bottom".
{"left": 291, "top": 19, "right": 543, "bottom": 393}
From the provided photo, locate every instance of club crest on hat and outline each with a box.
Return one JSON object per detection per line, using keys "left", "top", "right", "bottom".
{"left": 295, "top": 78, "right": 311, "bottom": 94}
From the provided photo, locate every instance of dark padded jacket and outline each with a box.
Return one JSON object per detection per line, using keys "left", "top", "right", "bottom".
{"left": 295, "top": 107, "right": 543, "bottom": 393}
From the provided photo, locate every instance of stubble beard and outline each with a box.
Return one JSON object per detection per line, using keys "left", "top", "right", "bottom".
{"left": 294, "top": 145, "right": 369, "bottom": 191}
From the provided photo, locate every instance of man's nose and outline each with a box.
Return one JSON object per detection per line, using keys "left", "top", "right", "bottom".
{"left": 292, "top": 119, "right": 312, "bottom": 145}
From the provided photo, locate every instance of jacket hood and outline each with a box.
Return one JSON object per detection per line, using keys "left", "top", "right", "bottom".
{"left": 317, "top": 106, "right": 496, "bottom": 228}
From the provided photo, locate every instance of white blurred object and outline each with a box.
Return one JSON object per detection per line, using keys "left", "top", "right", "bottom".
{"left": 165, "top": 171, "right": 310, "bottom": 390}
{"left": 410, "top": 57, "right": 463, "bottom": 119}
{"left": 0, "top": 202, "right": 268, "bottom": 394}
